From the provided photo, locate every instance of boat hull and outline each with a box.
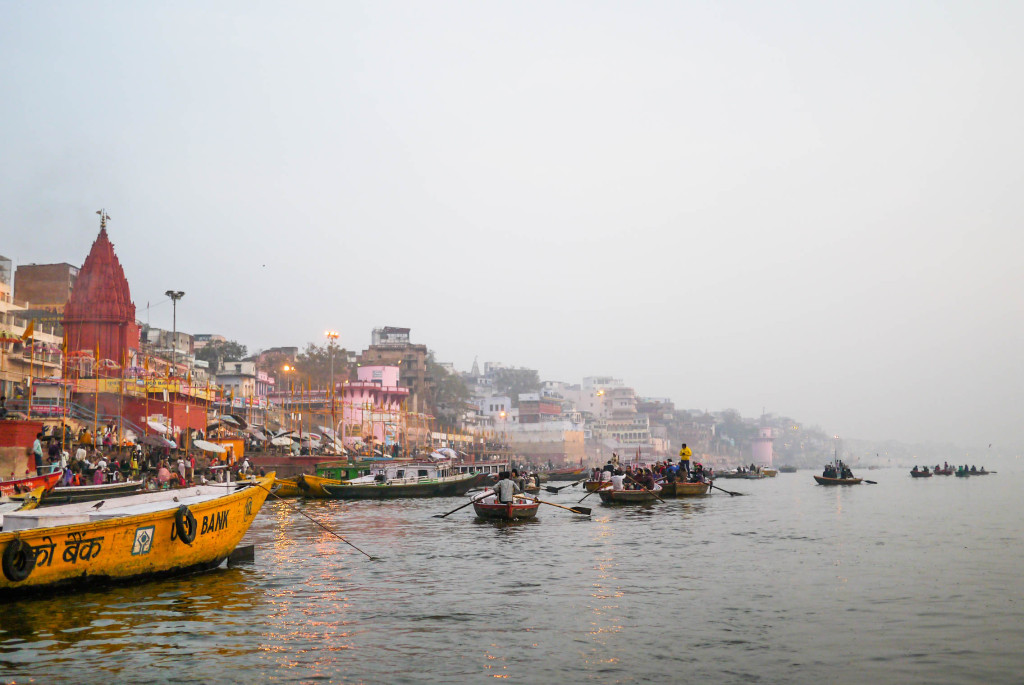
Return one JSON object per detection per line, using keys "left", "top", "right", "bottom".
{"left": 276, "top": 473, "right": 345, "bottom": 498}
{"left": 543, "top": 468, "right": 588, "bottom": 482}
{"left": 910, "top": 471, "right": 932, "bottom": 478}
{"left": 658, "top": 481, "right": 710, "bottom": 497}
{"left": 813, "top": 476, "right": 863, "bottom": 485}
{"left": 583, "top": 480, "right": 611, "bottom": 493}
{"left": 43, "top": 480, "right": 146, "bottom": 506}
{"left": 598, "top": 489, "right": 659, "bottom": 505}
{"left": 472, "top": 500, "right": 539, "bottom": 521}
{"left": 0, "top": 472, "right": 61, "bottom": 498}
{"left": 0, "top": 475, "right": 274, "bottom": 595}
{"left": 320, "top": 473, "right": 477, "bottom": 499}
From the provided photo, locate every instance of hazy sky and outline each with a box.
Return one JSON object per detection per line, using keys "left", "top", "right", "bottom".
{"left": 2, "top": 1, "right": 1022, "bottom": 451}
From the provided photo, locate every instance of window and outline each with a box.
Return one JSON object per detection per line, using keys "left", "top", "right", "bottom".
{"left": 418, "top": 469, "right": 428, "bottom": 477}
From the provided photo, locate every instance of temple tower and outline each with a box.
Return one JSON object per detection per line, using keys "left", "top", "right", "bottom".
{"left": 62, "top": 211, "right": 139, "bottom": 366}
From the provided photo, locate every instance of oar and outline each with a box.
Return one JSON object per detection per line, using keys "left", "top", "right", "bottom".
{"left": 863, "top": 479, "right": 877, "bottom": 484}
{"left": 535, "top": 499, "right": 591, "bottom": 516}
{"left": 545, "top": 478, "right": 585, "bottom": 494}
{"left": 625, "top": 474, "right": 666, "bottom": 503}
{"left": 709, "top": 482, "right": 744, "bottom": 496}
{"left": 578, "top": 481, "right": 611, "bottom": 503}
{"left": 258, "top": 483, "right": 379, "bottom": 560}
{"left": 434, "top": 491, "right": 493, "bottom": 518}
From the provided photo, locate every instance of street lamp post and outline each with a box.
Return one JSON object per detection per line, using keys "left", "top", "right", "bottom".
{"left": 165, "top": 290, "right": 185, "bottom": 373}
{"left": 325, "top": 330, "right": 340, "bottom": 452}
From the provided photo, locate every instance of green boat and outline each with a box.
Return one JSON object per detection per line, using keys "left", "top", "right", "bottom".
{"left": 318, "top": 460, "right": 477, "bottom": 499}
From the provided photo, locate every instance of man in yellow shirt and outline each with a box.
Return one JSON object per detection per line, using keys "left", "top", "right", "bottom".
{"left": 678, "top": 443, "right": 692, "bottom": 478}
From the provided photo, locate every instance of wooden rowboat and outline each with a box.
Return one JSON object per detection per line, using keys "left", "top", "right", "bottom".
{"left": 0, "top": 471, "right": 61, "bottom": 499}
{"left": 598, "top": 489, "right": 660, "bottom": 505}
{"left": 472, "top": 498, "right": 540, "bottom": 521}
{"left": 42, "top": 480, "right": 146, "bottom": 506}
{"left": 910, "top": 470, "right": 932, "bottom": 478}
{"left": 0, "top": 474, "right": 274, "bottom": 595}
{"left": 276, "top": 473, "right": 346, "bottom": 498}
{"left": 813, "top": 475, "right": 863, "bottom": 485}
{"left": 542, "top": 467, "right": 589, "bottom": 482}
{"left": 583, "top": 480, "right": 611, "bottom": 493}
{"left": 658, "top": 481, "right": 710, "bottom": 497}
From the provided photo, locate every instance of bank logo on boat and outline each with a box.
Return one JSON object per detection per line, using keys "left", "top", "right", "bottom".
{"left": 132, "top": 526, "right": 155, "bottom": 556}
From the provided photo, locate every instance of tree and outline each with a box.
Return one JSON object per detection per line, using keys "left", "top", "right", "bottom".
{"left": 425, "top": 352, "right": 470, "bottom": 429}
{"left": 195, "top": 339, "right": 248, "bottom": 372}
{"left": 293, "top": 342, "right": 350, "bottom": 389}
{"left": 491, "top": 367, "right": 540, "bottom": 406}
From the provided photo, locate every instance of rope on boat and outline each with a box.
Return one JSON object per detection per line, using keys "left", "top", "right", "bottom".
{"left": 257, "top": 484, "right": 379, "bottom": 561}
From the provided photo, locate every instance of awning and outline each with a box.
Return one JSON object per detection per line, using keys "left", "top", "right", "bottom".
{"left": 193, "top": 439, "right": 226, "bottom": 454}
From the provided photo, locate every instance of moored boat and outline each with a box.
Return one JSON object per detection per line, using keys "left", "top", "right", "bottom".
{"left": 319, "top": 460, "right": 476, "bottom": 499}
{"left": 542, "top": 467, "right": 588, "bottom": 482}
{"left": 472, "top": 497, "right": 540, "bottom": 521}
{"left": 0, "top": 471, "right": 61, "bottom": 499}
{"left": 657, "top": 481, "right": 710, "bottom": 497}
{"left": 597, "top": 488, "right": 660, "bottom": 505}
{"left": 276, "top": 473, "right": 347, "bottom": 498}
{"left": 42, "top": 480, "right": 146, "bottom": 506}
{"left": 0, "top": 486, "right": 45, "bottom": 529}
{"left": 0, "top": 474, "right": 274, "bottom": 595}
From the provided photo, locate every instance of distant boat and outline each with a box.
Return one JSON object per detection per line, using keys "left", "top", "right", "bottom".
{"left": 778, "top": 465, "right": 798, "bottom": 473}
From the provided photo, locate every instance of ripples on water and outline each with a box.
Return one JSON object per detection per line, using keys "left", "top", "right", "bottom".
{"left": 2, "top": 469, "right": 1022, "bottom": 684}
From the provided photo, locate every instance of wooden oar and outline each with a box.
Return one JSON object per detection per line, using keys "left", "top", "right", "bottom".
{"left": 544, "top": 478, "right": 586, "bottom": 494}
{"left": 433, "top": 491, "right": 492, "bottom": 518}
{"left": 625, "top": 474, "right": 666, "bottom": 503}
{"left": 535, "top": 499, "right": 591, "bottom": 516}
{"left": 709, "top": 482, "right": 744, "bottom": 496}
{"left": 862, "top": 479, "right": 877, "bottom": 485}
{"left": 258, "top": 483, "right": 379, "bottom": 560}
{"left": 578, "top": 481, "right": 611, "bottom": 503}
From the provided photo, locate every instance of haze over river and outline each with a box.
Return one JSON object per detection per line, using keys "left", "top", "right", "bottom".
{"left": 2, "top": 468, "right": 1021, "bottom": 684}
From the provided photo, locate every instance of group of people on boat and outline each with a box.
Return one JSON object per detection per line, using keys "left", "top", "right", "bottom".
{"left": 591, "top": 455, "right": 709, "bottom": 491}
{"left": 482, "top": 471, "right": 537, "bottom": 504}
{"left": 822, "top": 460, "right": 854, "bottom": 480}
{"left": 956, "top": 465, "right": 987, "bottom": 475}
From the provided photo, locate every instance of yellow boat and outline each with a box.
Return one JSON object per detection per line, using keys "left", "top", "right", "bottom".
{"left": 0, "top": 474, "right": 274, "bottom": 595}
{"left": 276, "top": 473, "right": 346, "bottom": 498}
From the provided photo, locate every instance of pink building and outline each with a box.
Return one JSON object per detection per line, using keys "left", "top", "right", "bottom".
{"left": 339, "top": 365, "right": 409, "bottom": 447}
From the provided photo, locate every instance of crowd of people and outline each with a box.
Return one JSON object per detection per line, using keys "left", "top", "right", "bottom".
{"left": 822, "top": 461, "right": 854, "bottom": 479}
{"left": 15, "top": 422, "right": 261, "bottom": 491}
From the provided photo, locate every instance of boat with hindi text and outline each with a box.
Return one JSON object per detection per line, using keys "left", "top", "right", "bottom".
{"left": 0, "top": 474, "right": 274, "bottom": 595}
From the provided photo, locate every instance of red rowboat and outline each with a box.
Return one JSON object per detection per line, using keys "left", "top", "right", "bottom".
{"left": 0, "top": 471, "right": 61, "bottom": 498}
{"left": 472, "top": 498, "right": 540, "bottom": 521}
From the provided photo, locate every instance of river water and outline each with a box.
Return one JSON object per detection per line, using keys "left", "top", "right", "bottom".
{"left": 1, "top": 468, "right": 1021, "bottom": 684}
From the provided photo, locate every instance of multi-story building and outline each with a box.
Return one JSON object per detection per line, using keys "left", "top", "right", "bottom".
{"left": 13, "top": 262, "right": 79, "bottom": 323}
{"left": 358, "top": 327, "right": 431, "bottom": 413}
{"left": 0, "top": 255, "right": 63, "bottom": 402}
{"left": 215, "top": 360, "right": 275, "bottom": 405}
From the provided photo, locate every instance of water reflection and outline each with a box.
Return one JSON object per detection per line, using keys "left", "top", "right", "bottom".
{"left": 2, "top": 472, "right": 1023, "bottom": 684}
